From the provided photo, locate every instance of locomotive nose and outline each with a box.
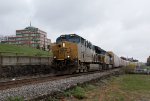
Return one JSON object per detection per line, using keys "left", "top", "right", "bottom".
{"left": 55, "top": 42, "right": 71, "bottom": 60}
{"left": 52, "top": 41, "right": 78, "bottom": 62}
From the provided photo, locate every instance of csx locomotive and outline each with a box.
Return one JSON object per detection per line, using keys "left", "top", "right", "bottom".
{"left": 52, "top": 34, "right": 138, "bottom": 74}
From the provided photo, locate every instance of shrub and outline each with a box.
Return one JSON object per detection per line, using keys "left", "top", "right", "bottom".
{"left": 35, "top": 52, "right": 43, "bottom": 56}
{"left": 125, "top": 64, "right": 136, "bottom": 73}
{"left": 64, "top": 86, "right": 86, "bottom": 99}
{"left": 84, "top": 84, "right": 96, "bottom": 91}
{"left": 71, "top": 86, "right": 86, "bottom": 99}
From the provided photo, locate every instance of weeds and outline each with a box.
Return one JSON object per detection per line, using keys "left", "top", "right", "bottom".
{"left": 7, "top": 96, "right": 24, "bottom": 101}
{"left": 47, "top": 96, "right": 59, "bottom": 101}
{"left": 64, "top": 86, "right": 86, "bottom": 99}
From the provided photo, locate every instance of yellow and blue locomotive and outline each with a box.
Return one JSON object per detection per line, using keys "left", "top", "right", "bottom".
{"left": 52, "top": 34, "right": 112, "bottom": 74}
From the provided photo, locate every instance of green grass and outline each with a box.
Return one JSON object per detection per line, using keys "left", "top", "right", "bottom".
{"left": 47, "top": 96, "right": 59, "bottom": 101}
{"left": 103, "top": 74, "right": 150, "bottom": 101}
{"left": 63, "top": 74, "right": 150, "bottom": 101}
{"left": 83, "top": 84, "right": 96, "bottom": 91}
{"left": 0, "top": 44, "right": 52, "bottom": 56}
{"left": 142, "top": 66, "right": 150, "bottom": 70}
{"left": 106, "top": 92, "right": 125, "bottom": 101}
{"left": 63, "top": 84, "right": 96, "bottom": 99}
{"left": 119, "top": 74, "right": 150, "bottom": 91}
{"left": 7, "top": 96, "right": 24, "bottom": 101}
{"left": 64, "top": 86, "right": 87, "bottom": 99}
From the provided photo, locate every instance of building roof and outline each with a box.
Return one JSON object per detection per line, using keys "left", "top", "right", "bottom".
{"left": 25, "top": 26, "right": 38, "bottom": 31}
{"left": 16, "top": 26, "right": 47, "bottom": 34}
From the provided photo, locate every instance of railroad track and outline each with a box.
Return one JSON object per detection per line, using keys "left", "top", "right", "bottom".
{"left": 0, "top": 74, "right": 69, "bottom": 90}
{"left": 0, "top": 68, "right": 119, "bottom": 90}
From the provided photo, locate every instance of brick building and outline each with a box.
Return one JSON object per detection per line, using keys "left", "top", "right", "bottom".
{"left": 1, "top": 26, "right": 51, "bottom": 50}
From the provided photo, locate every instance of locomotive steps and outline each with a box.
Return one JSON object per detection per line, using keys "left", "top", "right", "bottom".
{"left": 0, "top": 68, "right": 123, "bottom": 101}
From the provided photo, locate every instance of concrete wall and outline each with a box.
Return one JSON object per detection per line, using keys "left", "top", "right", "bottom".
{"left": 0, "top": 56, "right": 52, "bottom": 66}
{"left": 0, "top": 56, "right": 53, "bottom": 78}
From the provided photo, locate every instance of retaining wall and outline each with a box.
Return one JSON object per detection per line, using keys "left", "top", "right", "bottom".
{"left": 0, "top": 56, "right": 52, "bottom": 66}
{"left": 0, "top": 56, "right": 53, "bottom": 78}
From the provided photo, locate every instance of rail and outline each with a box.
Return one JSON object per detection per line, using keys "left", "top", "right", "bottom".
{"left": 0, "top": 68, "right": 121, "bottom": 90}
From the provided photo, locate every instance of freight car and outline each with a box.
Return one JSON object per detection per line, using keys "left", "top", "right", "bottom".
{"left": 52, "top": 34, "right": 138, "bottom": 74}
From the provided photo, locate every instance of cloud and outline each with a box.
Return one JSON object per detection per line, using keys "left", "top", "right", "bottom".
{"left": 0, "top": 0, "right": 150, "bottom": 62}
{"left": 33, "top": 0, "right": 102, "bottom": 28}
{"left": 0, "top": 0, "right": 33, "bottom": 34}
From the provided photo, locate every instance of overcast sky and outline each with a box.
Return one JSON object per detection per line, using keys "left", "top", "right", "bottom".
{"left": 0, "top": 0, "right": 150, "bottom": 62}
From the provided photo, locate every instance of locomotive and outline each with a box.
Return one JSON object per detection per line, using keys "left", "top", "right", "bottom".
{"left": 52, "top": 34, "right": 138, "bottom": 74}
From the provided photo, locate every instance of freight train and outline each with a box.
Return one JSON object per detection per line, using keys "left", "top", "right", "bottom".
{"left": 52, "top": 34, "right": 139, "bottom": 74}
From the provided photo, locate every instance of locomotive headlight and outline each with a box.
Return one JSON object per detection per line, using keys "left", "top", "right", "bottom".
{"left": 67, "top": 55, "right": 70, "bottom": 58}
{"left": 62, "top": 43, "right": 65, "bottom": 47}
{"left": 54, "top": 56, "right": 56, "bottom": 59}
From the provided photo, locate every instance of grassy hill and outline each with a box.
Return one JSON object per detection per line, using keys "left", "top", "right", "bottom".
{"left": 0, "top": 44, "right": 52, "bottom": 57}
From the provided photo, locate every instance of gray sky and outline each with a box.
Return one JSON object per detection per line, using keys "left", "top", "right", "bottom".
{"left": 0, "top": 0, "right": 150, "bottom": 62}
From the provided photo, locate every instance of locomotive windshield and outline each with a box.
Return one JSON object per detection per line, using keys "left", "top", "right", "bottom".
{"left": 56, "top": 34, "right": 80, "bottom": 43}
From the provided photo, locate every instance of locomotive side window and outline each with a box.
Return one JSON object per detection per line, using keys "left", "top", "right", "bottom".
{"left": 88, "top": 42, "right": 92, "bottom": 49}
{"left": 86, "top": 41, "right": 88, "bottom": 47}
{"left": 81, "top": 38, "right": 85, "bottom": 45}
{"left": 92, "top": 45, "right": 95, "bottom": 51}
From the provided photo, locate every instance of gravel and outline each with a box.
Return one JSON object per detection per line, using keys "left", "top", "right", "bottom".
{"left": 0, "top": 69, "right": 120, "bottom": 101}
